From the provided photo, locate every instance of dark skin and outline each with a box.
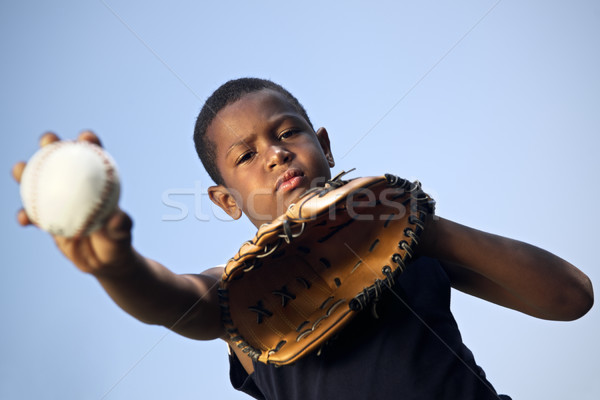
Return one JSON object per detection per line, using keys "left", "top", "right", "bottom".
{"left": 206, "top": 90, "right": 335, "bottom": 226}
{"left": 13, "top": 90, "right": 594, "bottom": 377}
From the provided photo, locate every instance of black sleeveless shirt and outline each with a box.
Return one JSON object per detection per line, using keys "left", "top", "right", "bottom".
{"left": 229, "top": 257, "right": 511, "bottom": 400}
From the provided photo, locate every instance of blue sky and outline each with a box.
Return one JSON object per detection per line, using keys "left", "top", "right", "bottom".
{"left": 1, "top": 1, "right": 599, "bottom": 399}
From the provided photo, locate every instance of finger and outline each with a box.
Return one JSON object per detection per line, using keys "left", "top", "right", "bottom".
{"left": 78, "top": 130, "right": 102, "bottom": 147}
{"left": 39, "top": 132, "right": 60, "bottom": 147}
{"left": 103, "top": 210, "right": 133, "bottom": 242}
{"left": 12, "top": 161, "right": 26, "bottom": 183}
{"left": 17, "top": 209, "right": 31, "bottom": 226}
{"left": 52, "top": 235, "right": 90, "bottom": 273}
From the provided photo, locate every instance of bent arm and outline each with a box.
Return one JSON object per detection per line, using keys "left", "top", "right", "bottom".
{"left": 419, "top": 217, "right": 594, "bottom": 321}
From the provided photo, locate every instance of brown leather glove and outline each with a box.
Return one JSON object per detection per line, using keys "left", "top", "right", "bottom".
{"left": 219, "top": 172, "right": 435, "bottom": 365}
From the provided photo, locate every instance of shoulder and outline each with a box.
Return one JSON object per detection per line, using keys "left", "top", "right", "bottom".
{"left": 201, "top": 265, "right": 225, "bottom": 279}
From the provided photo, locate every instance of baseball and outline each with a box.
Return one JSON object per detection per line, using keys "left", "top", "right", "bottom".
{"left": 20, "top": 140, "right": 121, "bottom": 238}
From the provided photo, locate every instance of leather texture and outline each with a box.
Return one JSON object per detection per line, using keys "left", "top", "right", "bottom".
{"left": 219, "top": 173, "right": 435, "bottom": 365}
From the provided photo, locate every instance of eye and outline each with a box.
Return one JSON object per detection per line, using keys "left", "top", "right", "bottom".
{"left": 278, "top": 129, "right": 300, "bottom": 140}
{"left": 236, "top": 151, "right": 255, "bottom": 165}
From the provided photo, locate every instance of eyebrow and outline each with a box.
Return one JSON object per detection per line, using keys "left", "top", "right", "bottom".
{"left": 268, "top": 112, "right": 306, "bottom": 127}
{"left": 226, "top": 133, "right": 256, "bottom": 158}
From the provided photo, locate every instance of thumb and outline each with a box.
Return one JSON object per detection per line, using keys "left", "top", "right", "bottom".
{"left": 84, "top": 209, "right": 136, "bottom": 272}
{"left": 102, "top": 209, "right": 133, "bottom": 244}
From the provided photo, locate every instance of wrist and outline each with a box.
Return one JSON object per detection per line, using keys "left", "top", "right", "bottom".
{"left": 90, "top": 247, "right": 144, "bottom": 280}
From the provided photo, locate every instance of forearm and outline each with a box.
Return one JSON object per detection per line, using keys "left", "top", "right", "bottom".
{"left": 419, "top": 217, "right": 594, "bottom": 320}
{"left": 93, "top": 251, "right": 222, "bottom": 340}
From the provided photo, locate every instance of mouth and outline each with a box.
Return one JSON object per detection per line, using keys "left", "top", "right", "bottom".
{"left": 275, "top": 168, "right": 305, "bottom": 193}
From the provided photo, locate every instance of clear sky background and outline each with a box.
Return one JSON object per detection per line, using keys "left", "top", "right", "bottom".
{"left": 1, "top": 1, "right": 599, "bottom": 399}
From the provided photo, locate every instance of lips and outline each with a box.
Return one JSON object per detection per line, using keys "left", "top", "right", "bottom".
{"left": 275, "top": 168, "right": 305, "bottom": 192}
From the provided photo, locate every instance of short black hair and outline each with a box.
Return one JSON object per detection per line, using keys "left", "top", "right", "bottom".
{"left": 194, "top": 78, "right": 313, "bottom": 185}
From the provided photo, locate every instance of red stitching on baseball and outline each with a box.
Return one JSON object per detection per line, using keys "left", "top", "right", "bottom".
{"left": 75, "top": 143, "right": 117, "bottom": 237}
{"left": 27, "top": 141, "right": 68, "bottom": 228}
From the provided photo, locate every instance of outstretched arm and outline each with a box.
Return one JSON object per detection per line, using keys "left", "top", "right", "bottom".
{"left": 13, "top": 132, "right": 224, "bottom": 341}
{"left": 86, "top": 227, "right": 224, "bottom": 340}
{"left": 418, "top": 216, "right": 594, "bottom": 321}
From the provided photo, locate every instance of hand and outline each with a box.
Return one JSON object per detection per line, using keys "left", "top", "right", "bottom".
{"left": 12, "top": 131, "right": 137, "bottom": 276}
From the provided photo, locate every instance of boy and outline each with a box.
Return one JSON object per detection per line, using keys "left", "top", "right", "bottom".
{"left": 13, "top": 78, "right": 593, "bottom": 399}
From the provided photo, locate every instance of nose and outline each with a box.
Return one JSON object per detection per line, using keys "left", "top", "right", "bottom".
{"left": 266, "top": 145, "right": 293, "bottom": 169}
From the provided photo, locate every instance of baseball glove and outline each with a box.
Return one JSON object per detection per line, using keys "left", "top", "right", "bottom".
{"left": 219, "top": 171, "right": 435, "bottom": 366}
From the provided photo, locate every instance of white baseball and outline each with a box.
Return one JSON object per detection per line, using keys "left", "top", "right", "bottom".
{"left": 20, "top": 140, "right": 121, "bottom": 238}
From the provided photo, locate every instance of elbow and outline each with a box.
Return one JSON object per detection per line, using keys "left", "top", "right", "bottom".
{"left": 559, "top": 274, "right": 594, "bottom": 321}
{"left": 574, "top": 276, "right": 594, "bottom": 319}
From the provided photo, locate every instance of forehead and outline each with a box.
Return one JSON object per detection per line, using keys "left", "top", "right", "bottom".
{"left": 206, "top": 89, "right": 304, "bottom": 152}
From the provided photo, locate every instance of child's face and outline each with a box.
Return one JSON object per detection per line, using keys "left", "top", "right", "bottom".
{"left": 207, "top": 89, "right": 335, "bottom": 227}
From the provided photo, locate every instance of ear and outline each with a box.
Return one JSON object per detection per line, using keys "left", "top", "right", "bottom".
{"left": 208, "top": 185, "right": 242, "bottom": 220}
{"left": 315, "top": 127, "right": 335, "bottom": 167}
